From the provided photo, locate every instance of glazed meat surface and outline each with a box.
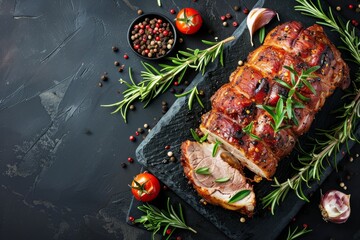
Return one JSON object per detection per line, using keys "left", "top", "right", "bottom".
{"left": 200, "top": 21, "right": 350, "bottom": 179}
{"left": 181, "top": 140, "right": 256, "bottom": 215}
{"left": 180, "top": 21, "right": 350, "bottom": 215}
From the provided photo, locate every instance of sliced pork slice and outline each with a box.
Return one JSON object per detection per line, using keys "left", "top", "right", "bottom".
{"left": 200, "top": 111, "right": 279, "bottom": 179}
{"left": 181, "top": 140, "right": 255, "bottom": 216}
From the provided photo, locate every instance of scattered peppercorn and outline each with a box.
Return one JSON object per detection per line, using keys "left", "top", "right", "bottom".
{"left": 336, "top": 6, "right": 341, "bottom": 11}
{"left": 238, "top": 60, "right": 244, "bottom": 66}
{"left": 179, "top": 37, "right": 184, "bottom": 43}
{"left": 240, "top": 217, "right": 246, "bottom": 223}
{"left": 101, "top": 75, "right": 108, "bottom": 81}
{"left": 129, "top": 104, "right": 135, "bottom": 110}
{"left": 128, "top": 157, "right": 134, "bottom": 163}
{"left": 351, "top": 19, "right": 359, "bottom": 27}
{"left": 121, "top": 162, "right": 127, "bottom": 168}
{"left": 220, "top": 15, "right": 226, "bottom": 21}
{"left": 225, "top": 13, "right": 232, "bottom": 19}
{"left": 170, "top": 9, "right": 176, "bottom": 14}
{"left": 124, "top": 54, "right": 129, "bottom": 59}
{"left": 348, "top": 4, "right": 354, "bottom": 10}
{"left": 137, "top": 9, "right": 143, "bottom": 15}
{"left": 167, "top": 151, "right": 174, "bottom": 157}
{"left": 176, "top": 236, "right": 182, "bottom": 240}
{"left": 198, "top": 90, "right": 205, "bottom": 96}
{"left": 174, "top": 81, "right": 179, "bottom": 86}
{"left": 137, "top": 127, "right": 144, "bottom": 133}
{"left": 162, "top": 159, "right": 168, "bottom": 164}
{"left": 243, "top": 8, "right": 249, "bottom": 14}
{"left": 222, "top": 22, "right": 228, "bottom": 27}
{"left": 118, "top": 64, "right": 125, "bottom": 72}
{"left": 166, "top": 229, "right": 172, "bottom": 235}
{"left": 169, "top": 156, "right": 176, "bottom": 162}
{"left": 303, "top": 223, "right": 308, "bottom": 229}
{"left": 233, "top": 5, "right": 240, "bottom": 11}
{"left": 170, "top": 88, "right": 176, "bottom": 94}
{"left": 232, "top": 21, "right": 238, "bottom": 27}
{"left": 98, "top": 82, "right": 103, "bottom": 87}
{"left": 135, "top": 131, "right": 140, "bottom": 136}
{"left": 114, "top": 61, "right": 120, "bottom": 66}
{"left": 129, "top": 135, "right": 135, "bottom": 142}
{"left": 112, "top": 46, "right": 119, "bottom": 52}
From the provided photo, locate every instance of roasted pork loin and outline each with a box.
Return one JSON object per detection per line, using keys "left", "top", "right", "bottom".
{"left": 200, "top": 21, "right": 349, "bottom": 179}
{"left": 181, "top": 140, "right": 256, "bottom": 215}
{"left": 181, "top": 21, "right": 350, "bottom": 215}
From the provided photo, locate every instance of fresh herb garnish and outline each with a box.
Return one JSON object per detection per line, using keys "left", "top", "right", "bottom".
{"left": 135, "top": 198, "right": 197, "bottom": 240}
{"left": 262, "top": 0, "right": 360, "bottom": 214}
{"left": 190, "top": 128, "right": 208, "bottom": 143}
{"left": 257, "top": 98, "right": 287, "bottom": 133}
{"left": 195, "top": 167, "right": 211, "bottom": 175}
{"left": 242, "top": 121, "right": 261, "bottom": 140}
{"left": 175, "top": 86, "right": 204, "bottom": 110}
{"left": 258, "top": 65, "right": 319, "bottom": 132}
{"left": 215, "top": 177, "right": 230, "bottom": 183}
{"left": 212, "top": 139, "right": 222, "bottom": 157}
{"left": 228, "top": 190, "right": 251, "bottom": 203}
{"left": 286, "top": 226, "right": 312, "bottom": 240}
{"left": 259, "top": 26, "right": 266, "bottom": 44}
{"left": 102, "top": 36, "right": 235, "bottom": 122}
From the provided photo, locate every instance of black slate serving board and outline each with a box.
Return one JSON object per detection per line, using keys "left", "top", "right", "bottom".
{"left": 134, "top": 0, "right": 358, "bottom": 239}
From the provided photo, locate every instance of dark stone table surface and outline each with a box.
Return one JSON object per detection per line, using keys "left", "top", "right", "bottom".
{"left": 0, "top": 0, "right": 359, "bottom": 239}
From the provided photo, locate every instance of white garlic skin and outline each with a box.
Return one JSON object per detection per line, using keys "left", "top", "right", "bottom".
{"left": 246, "top": 8, "right": 280, "bottom": 46}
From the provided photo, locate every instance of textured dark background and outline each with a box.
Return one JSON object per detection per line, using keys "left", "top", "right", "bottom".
{"left": 0, "top": 0, "right": 359, "bottom": 239}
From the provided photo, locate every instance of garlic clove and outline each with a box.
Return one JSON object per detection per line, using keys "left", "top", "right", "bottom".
{"left": 246, "top": 8, "right": 280, "bottom": 46}
{"left": 319, "top": 190, "right": 351, "bottom": 224}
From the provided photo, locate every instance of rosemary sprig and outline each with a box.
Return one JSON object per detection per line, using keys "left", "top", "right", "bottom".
{"left": 257, "top": 98, "right": 287, "bottom": 133}
{"left": 262, "top": 0, "right": 360, "bottom": 214}
{"left": 295, "top": 0, "right": 360, "bottom": 64}
{"left": 190, "top": 128, "right": 208, "bottom": 143}
{"left": 286, "top": 226, "right": 312, "bottom": 240}
{"left": 242, "top": 121, "right": 261, "bottom": 140}
{"left": 102, "top": 36, "right": 235, "bottom": 122}
{"left": 175, "top": 86, "right": 204, "bottom": 110}
{"left": 135, "top": 198, "right": 197, "bottom": 240}
{"left": 212, "top": 139, "right": 222, "bottom": 157}
{"left": 195, "top": 167, "right": 211, "bottom": 175}
{"left": 258, "top": 65, "right": 318, "bottom": 132}
{"left": 228, "top": 189, "right": 251, "bottom": 203}
{"left": 259, "top": 27, "right": 266, "bottom": 44}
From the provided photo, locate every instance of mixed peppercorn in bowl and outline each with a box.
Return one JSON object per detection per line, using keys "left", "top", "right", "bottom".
{"left": 127, "top": 13, "right": 177, "bottom": 60}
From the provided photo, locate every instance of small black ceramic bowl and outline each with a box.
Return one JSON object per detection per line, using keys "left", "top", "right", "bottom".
{"left": 127, "top": 13, "right": 177, "bottom": 60}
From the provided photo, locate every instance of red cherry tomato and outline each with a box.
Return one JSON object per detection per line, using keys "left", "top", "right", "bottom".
{"left": 175, "top": 8, "right": 203, "bottom": 35}
{"left": 130, "top": 172, "right": 161, "bottom": 202}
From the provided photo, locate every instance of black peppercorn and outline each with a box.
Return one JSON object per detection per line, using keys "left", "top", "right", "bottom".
{"left": 101, "top": 75, "right": 108, "bottom": 81}
{"left": 112, "top": 46, "right": 119, "bottom": 52}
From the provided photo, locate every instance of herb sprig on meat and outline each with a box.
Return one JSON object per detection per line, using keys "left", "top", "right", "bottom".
{"left": 262, "top": 0, "right": 360, "bottom": 214}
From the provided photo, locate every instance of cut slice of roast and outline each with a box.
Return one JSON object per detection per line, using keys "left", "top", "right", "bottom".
{"left": 181, "top": 140, "right": 255, "bottom": 216}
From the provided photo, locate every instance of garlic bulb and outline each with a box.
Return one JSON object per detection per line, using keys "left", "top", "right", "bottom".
{"left": 246, "top": 8, "right": 280, "bottom": 46}
{"left": 319, "top": 190, "right": 351, "bottom": 224}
